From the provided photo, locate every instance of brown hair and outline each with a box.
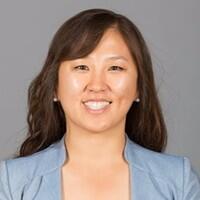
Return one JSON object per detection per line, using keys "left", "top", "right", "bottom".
{"left": 18, "top": 8, "right": 167, "bottom": 157}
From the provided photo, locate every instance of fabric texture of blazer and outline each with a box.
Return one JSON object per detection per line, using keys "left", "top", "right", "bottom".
{"left": 0, "top": 134, "right": 200, "bottom": 200}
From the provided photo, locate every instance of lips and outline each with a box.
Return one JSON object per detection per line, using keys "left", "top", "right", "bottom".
{"left": 82, "top": 99, "right": 112, "bottom": 103}
{"left": 82, "top": 99, "right": 112, "bottom": 112}
{"left": 84, "top": 101, "right": 110, "bottom": 110}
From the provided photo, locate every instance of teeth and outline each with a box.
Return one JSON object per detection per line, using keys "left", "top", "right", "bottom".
{"left": 84, "top": 101, "right": 110, "bottom": 110}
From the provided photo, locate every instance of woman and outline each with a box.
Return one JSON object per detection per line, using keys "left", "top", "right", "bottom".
{"left": 0, "top": 8, "right": 199, "bottom": 200}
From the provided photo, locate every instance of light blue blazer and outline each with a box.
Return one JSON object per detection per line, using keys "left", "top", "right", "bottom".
{"left": 0, "top": 135, "right": 200, "bottom": 200}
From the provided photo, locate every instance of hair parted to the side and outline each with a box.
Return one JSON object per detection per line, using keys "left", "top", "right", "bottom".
{"left": 18, "top": 8, "right": 167, "bottom": 157}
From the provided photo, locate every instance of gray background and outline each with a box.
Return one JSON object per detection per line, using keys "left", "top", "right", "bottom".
{"left": 0, "top": 1, "right": 199, "bottom": 173}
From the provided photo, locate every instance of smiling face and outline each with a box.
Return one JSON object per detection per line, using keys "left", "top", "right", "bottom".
{"left": 57, "top": 28, "right": 138, "bottom": 134}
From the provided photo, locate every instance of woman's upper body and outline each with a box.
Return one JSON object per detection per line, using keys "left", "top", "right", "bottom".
{"left": 0, "top": 134, "right": 200, "bottom": 200}
{"left": 1, "top": 8, "right": 200, "bottom": 200}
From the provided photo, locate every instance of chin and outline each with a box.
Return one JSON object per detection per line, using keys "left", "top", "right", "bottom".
{"left": 82, "top": 125, "right": 112, "bottom": 134}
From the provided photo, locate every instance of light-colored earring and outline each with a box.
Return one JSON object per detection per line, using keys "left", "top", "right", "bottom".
{"left": 53, "top": 97, "right": 58, "bottom": 102}
{"left": 135, "top": 98, "right": 140, "bottom": 102}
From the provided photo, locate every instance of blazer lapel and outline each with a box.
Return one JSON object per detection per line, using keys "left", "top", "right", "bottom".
{"left": 131, "top": 167, "right": 154, "bottom": 200}
{"left": 33, "top": 137, "right": 66, "bottom": 200}
{"left": 125, "top": 135, "right": 157, "bottom": 200}
{"left": 30, "top": 169, "right": 61, "bottom": 200}
{"left": 124, "top": 135, "right": 172, "bottom": 200}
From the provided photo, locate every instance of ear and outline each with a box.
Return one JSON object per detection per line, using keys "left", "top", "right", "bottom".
{"left": 135, "top": 89, "right": 139, "bottom": 99}
{"left": 53, "top": 89, "right": 59, "bottom": 101}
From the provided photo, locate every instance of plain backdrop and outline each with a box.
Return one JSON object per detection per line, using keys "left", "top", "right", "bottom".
{"left": 0, "top": 0, "right": 199, "bottom": 173}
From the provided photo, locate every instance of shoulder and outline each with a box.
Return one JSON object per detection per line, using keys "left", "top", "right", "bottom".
{"left": 126, "top": 139, "right": 200, "bottom": 198}
{"left": 0, "top": 139, "right": 65, "bottom": 197}
{"left": 128, "top": 141, "right": 184, "bottom": 177}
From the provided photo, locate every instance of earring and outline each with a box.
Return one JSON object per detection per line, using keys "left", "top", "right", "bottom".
{"left": 135, "top": 98, "right": 140, "bottom": 102}
{"left": 53, "top": 97, "right": 58, "bottom": 102}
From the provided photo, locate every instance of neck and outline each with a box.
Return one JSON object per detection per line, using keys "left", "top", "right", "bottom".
{"left": 64, "top": 127, "right": 127, "bottom": 168}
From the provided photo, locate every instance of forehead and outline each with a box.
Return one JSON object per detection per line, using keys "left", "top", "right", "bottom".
{"left": 83, "top": 28, "right": 134, "bottom": 62}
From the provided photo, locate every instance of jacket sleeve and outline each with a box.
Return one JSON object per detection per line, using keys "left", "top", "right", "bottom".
{"left": 183, "top": 157, "right": 200, "bottom": 199}
{"left": 0, "top": 160, "right": 12, "bottom": 200}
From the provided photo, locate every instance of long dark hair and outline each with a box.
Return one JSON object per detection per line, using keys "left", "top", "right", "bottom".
{"left": 18, "top": 8, "right": 167, "bottom": 157}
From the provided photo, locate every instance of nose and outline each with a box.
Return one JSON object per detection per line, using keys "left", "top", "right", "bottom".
{"left": 86, "top": 71, "right": 108, "bottom": 92}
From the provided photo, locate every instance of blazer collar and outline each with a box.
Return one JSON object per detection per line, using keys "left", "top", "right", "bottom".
{"left": 52, "top": 133, "right": 134, "bottom": 168}
{"left": 44, "top": 134, "right": 145, "bottom": 200}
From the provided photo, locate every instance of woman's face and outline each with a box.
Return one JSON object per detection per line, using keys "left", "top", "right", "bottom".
{"left": 57, "top": 28, "right": 138, "bottom": 134}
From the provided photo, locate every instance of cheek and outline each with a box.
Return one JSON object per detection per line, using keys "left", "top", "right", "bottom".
{"left": 69, "top": 77, "right": 84, "bottom": 91}
{"left": 58, "top": 74, "right": 85, "bottom": 100}
{"left": 112, "top": 76, "right": 137, "bottom": 115}
{"left": 111, "top": 75, "right": 137, "bottom": 98}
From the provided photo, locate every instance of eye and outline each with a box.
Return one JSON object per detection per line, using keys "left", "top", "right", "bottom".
{"left": 74, "top": 65, "right": 89, "bottom": 71}
{"left": 109, "top": 66, "right": 125, "bottom": 71}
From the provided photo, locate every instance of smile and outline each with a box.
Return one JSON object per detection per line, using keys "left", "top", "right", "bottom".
{"left": 84, "top": 101, "right": 110, "bottom": 110}
{"left": 82, "top": 100, "right": 112, "bottom": 113}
